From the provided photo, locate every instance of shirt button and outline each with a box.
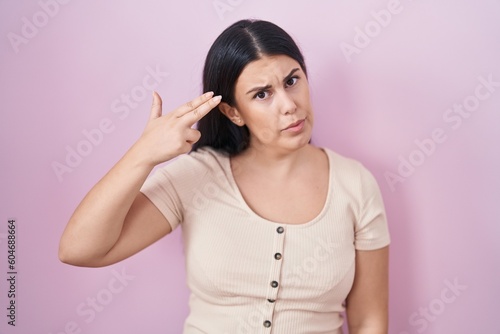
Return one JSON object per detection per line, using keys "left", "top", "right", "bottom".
{"left": 276, "top": 226, "right": 284, "bottom": 234}
{"left": 274, "top": 253, "right": 282, "bottom": 260}
{"left": 271, "top": 281, "right": 279, "bottom": 288}
{"left": 267, "top": 298, "right": 276, "bottom": 303}
{"left": 263, "top": 320, "right": 272, "bottom": 328}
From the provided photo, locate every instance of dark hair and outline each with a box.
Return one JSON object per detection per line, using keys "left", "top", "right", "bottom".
{"left": 191, "top": 19, "right": 307, "bottom": 155}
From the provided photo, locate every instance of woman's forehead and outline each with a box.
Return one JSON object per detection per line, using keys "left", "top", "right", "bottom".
{"left": 236, "top": 55, "right": 301, "bottom": 87}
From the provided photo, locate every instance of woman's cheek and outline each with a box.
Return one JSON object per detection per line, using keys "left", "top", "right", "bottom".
{"left": 261, "top": 124, "right": 277, "bottom": 143}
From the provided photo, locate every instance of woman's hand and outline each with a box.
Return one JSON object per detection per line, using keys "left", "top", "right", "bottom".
{"left": 133, "top": 91, "right": 222, "bottom": 167}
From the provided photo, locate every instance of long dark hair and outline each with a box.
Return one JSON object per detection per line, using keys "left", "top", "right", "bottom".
{"left": 191, "top": 19, "right": 308, "bottom": 155}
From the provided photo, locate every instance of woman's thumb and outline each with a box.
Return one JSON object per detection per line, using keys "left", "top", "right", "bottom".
{"left": 150, "top": 91, "right": 163, "bottom": 120}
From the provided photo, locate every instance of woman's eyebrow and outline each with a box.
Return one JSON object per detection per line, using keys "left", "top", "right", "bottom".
{"left": 246, "top": 84, "right": 272, "bottom": 95}
{"left": 283, "top": 68, "right": 300, "bottom": 83}
{"left": 245, "top": 68, "right": 301, "bottom": 95}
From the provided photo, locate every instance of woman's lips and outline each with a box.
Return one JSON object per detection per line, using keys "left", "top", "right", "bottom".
{"left": 282, "top": 119, "right": 305, "bottom": 132}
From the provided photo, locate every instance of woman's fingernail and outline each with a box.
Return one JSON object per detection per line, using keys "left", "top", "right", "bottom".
{"left": 212, "top": 95, "right": 222, "bottom": 102}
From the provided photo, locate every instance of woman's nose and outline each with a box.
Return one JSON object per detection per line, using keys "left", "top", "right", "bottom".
{"left": 277, "top": 91, "right": 297, "bottom": 115}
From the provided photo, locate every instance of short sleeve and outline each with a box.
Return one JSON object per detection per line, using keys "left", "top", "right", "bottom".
{"left": 354, "top": 166, "right": 391, "bottom": 250}
{"left": 140, "top": 163, "right": 185, "bottom": 231}
{"left": 140, "top": 149, "right": 224, "bottom": 231}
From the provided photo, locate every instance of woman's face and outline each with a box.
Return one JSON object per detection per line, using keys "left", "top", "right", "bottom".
{"left": 226, "top": 54, "right": 313, "bottom": 154}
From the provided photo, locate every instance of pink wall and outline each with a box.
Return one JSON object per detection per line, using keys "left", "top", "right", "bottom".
{"left": 1, "top": 1, "right": 499, "bottom": 333}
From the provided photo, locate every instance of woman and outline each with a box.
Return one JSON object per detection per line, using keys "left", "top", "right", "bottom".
{"left": 59, "top": 19, "right": 390, "bottom": 333}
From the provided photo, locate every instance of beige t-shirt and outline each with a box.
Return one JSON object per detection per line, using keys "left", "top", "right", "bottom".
{"left": 141, "top": 147, "right": 390, "bottom": 334}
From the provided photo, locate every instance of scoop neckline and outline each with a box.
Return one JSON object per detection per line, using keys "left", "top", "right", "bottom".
{"left": 221, "top": 147, "right": 334, "bottom": 229}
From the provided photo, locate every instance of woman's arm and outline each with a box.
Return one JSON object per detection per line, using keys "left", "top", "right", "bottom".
{"left": 346, "top": 246, "right": 389, "bottom": 334}
{"left": 58, "top": 91, "right": 221, "bottom": 267}
{"left": 58, "top": 145, "right": 169, "bottom": 268}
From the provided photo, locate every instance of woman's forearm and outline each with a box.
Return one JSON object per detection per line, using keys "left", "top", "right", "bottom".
{"left": 348, "top": 324, "right": 388, "bottom": 334}
{"left": 58, "top": 143, "right": 154, "bottom": 265}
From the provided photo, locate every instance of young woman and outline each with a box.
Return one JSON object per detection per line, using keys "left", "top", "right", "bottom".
{"left": 59, "top": 19, "right": 390, "bottom": 334}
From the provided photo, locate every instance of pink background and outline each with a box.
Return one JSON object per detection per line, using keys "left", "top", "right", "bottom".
{"left": 1, "top": 1, "right": 499, "bottom": 333}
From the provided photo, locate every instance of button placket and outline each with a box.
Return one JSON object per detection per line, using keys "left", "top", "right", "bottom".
{"left": 262, "top": 225, "right": 286, "bottom": 331}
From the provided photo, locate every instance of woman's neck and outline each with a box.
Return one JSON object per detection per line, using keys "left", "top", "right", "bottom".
{"left": 233, "top": 144, "right": 317, "bottom": 178}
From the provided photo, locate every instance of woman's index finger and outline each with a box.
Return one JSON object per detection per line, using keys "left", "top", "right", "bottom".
{"left": 181, "top": 95, "right": 222, "bottom": 126}
{"left": 175, "top": 91, "right": 214, "bottom": 118}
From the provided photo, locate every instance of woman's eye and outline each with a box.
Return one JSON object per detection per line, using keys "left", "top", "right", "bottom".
{"left": 286, "top": 77, "right": 298, "bottom": 87}
{"left": 254, "top": 91, "right": 268, "bottom": 100}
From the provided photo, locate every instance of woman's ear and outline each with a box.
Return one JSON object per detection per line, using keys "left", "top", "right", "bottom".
{"left": 219, "top": 102, "right": 245, "bottom": 126}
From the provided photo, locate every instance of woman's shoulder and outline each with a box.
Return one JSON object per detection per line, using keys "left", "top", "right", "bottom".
{"left": 321, "top": 147, "right": 378, "bottom": 186}
{"left": 163, "top": 146, "right": 230, "bottom": 176}
{"left": 186, "top": 146, "right": 230, "bottom": 171}
{"left": 144, "top": 147, "right": 230, "bottom": 196}
{"left": 188, "top": 146, "right": 229, "bottom": 160}
{"left": 322, "top": 147, "right": 364, "bottom": 171}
